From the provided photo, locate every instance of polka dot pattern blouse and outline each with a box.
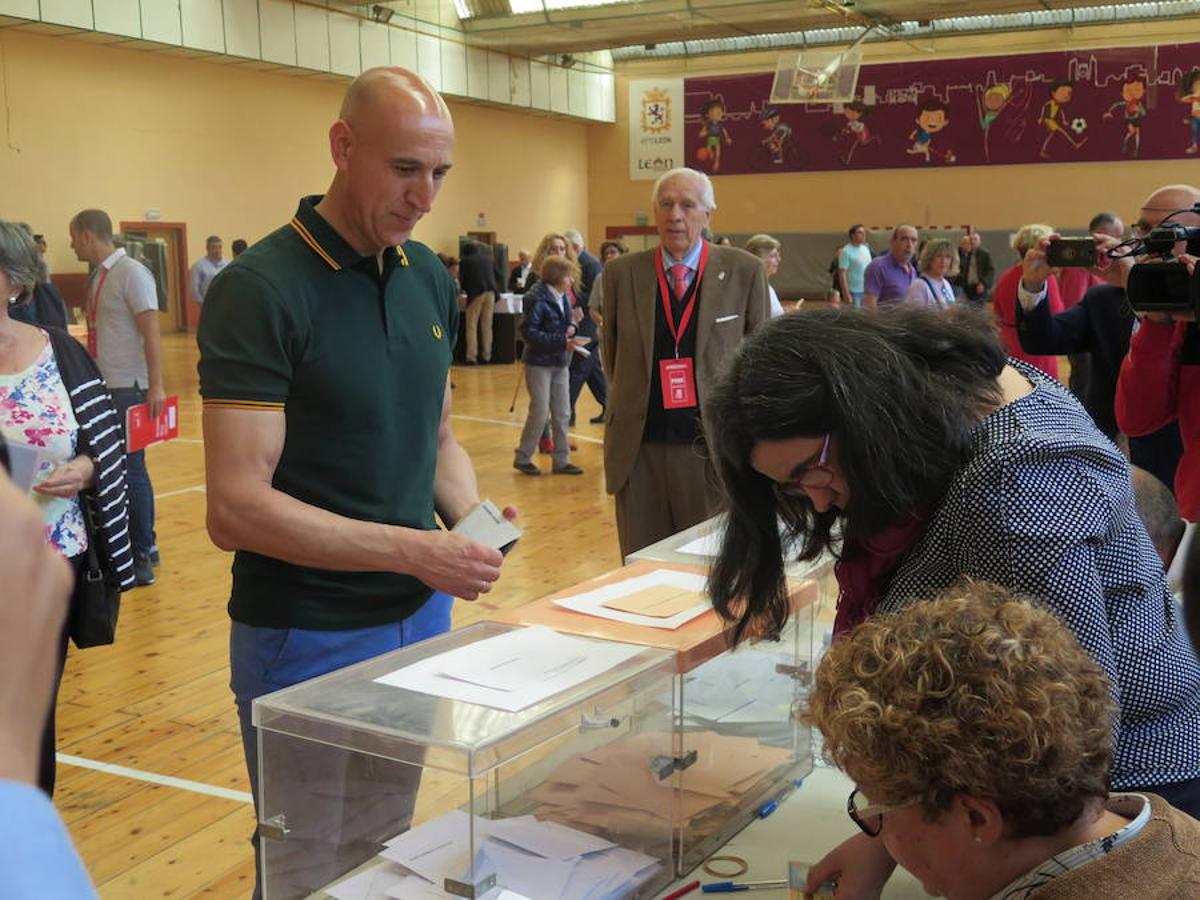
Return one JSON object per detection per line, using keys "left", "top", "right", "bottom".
{"left": 880, "top": 360, "right": 1200, "bottom": 791}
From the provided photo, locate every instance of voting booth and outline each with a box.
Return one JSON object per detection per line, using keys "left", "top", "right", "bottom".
{"left": 254, "top": 622, "right": 678, "bottom": 899}
{"left": 496, "top": 557, "right": 829, "bottom": 876}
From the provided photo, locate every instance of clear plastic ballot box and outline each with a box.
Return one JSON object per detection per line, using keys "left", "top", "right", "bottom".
{"left": 253, "top": 621, "right": 679, "bottom": 899}
{"left": 625, "top": 513, "right": 830, "bottom": 584}
{"left": 493, "top": 559, "right": 830, "bottom": 876}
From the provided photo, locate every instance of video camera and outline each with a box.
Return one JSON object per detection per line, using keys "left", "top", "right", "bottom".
{"left": 1122, "top": 216, "right": 1200, "bottom": 315}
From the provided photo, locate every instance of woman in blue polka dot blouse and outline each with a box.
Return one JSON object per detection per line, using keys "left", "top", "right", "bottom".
{"left": 705, "top": 305, "right": 1200, "bottom": 898}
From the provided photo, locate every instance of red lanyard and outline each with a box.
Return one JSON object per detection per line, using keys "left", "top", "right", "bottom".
{"left": 86, "top": 266, "right": 111, "bottom": 358}
{"left": 654, "top": 241, "right": 709, "bottom": 356}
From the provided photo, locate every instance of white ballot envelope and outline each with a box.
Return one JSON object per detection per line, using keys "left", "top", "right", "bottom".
{"left": 453, "top": 499, "right": 522, "bottom": 555}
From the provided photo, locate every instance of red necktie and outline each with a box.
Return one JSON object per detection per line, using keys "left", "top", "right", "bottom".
{"left": 670, "top": 263, "right": 689, "bottom": 300}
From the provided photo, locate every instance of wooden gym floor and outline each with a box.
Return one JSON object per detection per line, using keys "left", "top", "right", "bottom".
{"left": 55, "top": 331, "right": 621, "bottom": 898}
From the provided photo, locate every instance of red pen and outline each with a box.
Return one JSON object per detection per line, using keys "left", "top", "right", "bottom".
{"left": 664, "top": 880, "right": 702, "bottom": 900}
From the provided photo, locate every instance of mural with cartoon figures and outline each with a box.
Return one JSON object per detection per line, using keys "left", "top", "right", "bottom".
{"left": 683, "top": 42, "right": 1200, "bottom": 174}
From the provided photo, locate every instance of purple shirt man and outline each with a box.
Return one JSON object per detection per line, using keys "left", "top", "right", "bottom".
{"left": 863, "top": 225, "right": 918, "bottom": 307}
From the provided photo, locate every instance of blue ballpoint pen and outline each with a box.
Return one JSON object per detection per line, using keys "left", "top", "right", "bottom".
{"left": 702, "top": 879, "right": 788, "bottom": 892}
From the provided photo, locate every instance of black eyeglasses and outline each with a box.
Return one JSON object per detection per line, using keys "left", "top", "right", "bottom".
{"left": 847, "top": 788, "right": 912, "bottom": 838}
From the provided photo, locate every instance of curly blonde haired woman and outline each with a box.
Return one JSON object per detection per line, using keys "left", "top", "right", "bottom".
{"left": 804, "top": 582, "right": 1200, "bottom": 899}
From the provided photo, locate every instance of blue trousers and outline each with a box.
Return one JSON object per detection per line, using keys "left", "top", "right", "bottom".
{"left": 230, "top": 591, "right": 453, "bottom": 898}
{"left": 108, "top": 386, "right": 156, "bottom": 558}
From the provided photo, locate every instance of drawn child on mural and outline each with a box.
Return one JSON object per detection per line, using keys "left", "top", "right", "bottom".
{"left": 758, "top": 107, "right": 794, "bottom": 165}
{"left": 697, "top": 97, "right": 733, "bottom": 172}
{"left": 1180, "top": 68, "right": 1200, "bottom": 155}
{"left": 906, "top": 100, "right": 955, "bottom": 164}
{"left": 974, "top": 83, "right": 1014, "bottom": 162}
{"left": 1039, "top": 80, "right": 1088, "bottom": 158}
{"left": 838, "top": 101, "right": 880, "bottom": 166}
{"left": 1103, "top": 77, "right": 1147, "bottom": 157}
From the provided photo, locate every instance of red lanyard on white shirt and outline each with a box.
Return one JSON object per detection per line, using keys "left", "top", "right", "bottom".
{"left": 654, "top": 242, "right": 709, "bottom": 357}
{"left": 86, "top": 266, "right": 111, "bottom": 358}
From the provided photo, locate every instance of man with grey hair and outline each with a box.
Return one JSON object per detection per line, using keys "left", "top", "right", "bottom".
{"left": 507, "top": 248, "right": 533, "bottom": 293}
{"left": 188, "top": 234, "right": 227, "bottom": 305}
{"left": 69, "top": 207, "right": 164, "bottom": 586}
{"left": 862, "top": 224, "right": 918, "bottom": 307}
{"left": 601, "top": 167, "right": 769, "bottom": 557}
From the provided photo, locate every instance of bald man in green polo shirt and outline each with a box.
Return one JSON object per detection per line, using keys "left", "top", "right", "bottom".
{"left": 197, "top": 68, "right": 514, "bottom": 896}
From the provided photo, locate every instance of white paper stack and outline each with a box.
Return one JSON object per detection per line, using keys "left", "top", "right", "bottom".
{"left": 323, "top": 810, "right": 660, "bottom": 900}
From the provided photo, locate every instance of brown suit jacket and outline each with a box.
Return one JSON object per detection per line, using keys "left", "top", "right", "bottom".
{"left": 600, "top": 242, "right": 769, "bottom": 494}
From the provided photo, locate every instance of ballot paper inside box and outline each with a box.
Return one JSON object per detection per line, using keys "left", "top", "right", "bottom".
{"left": 493, "top": 556, "right": 833, "bottom": 877}
{"left": 252, "top": 622, "right": 678, "bottom": 900}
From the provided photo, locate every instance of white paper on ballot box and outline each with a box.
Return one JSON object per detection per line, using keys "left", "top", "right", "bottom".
{"left": 325, "top": 858, "right": 439, "bottom": 900}
{"left": 377, "top": 810, "right": 657, "bottom": 900}
{"left": 552, "top": 568, "right": 712, "bottom": 630}
{"left": 373, "top": 626, "right": 645, "bottom": 712}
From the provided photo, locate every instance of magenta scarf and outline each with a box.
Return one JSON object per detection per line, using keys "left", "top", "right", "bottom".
{"left": 833, "top": 513, "right": 929, "bottom": 636}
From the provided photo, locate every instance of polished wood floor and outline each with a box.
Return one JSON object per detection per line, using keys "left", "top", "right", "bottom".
{"left": 56, "top": 332, "right": 621, "bottom": 898}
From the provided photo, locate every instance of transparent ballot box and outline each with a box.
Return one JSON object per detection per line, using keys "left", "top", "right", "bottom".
{"left": 626, "top": 513, "right": 826, "bottom": 583}
{"left": 253, "top": 621, "right": 678, "bottom": 899}
{"left": 494, "top": 559, "right": 830, "bottom": 876}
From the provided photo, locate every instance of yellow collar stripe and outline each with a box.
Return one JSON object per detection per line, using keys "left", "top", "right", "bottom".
{"left": 289, "top": 218, "right": 341, "bottom": 271}
{"left": 203, "top": 398, "right": 286, "bottom": 411}
{"left": 397, "top": 245, "right": 409, "bottom": 267}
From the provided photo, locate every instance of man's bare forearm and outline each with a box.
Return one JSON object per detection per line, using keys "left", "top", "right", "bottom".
{"left": 434, "top": 438, "right": 481, "bottom": 528}
{"left": 207, "top": 476, "right": 430, "bottom": 574}
{"left": 137, "top": 311, "right": 164, "bottom": 390}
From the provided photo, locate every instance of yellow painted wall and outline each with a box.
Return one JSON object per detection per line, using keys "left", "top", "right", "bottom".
{"left": 0, "top": 29, "right": 589, "bottom": 277}
{"left": 588, "top": 19, "right": 1200, "bottom": 243}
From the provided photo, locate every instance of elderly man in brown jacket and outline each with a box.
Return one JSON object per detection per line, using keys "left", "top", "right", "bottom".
{"left": 600, "top": 167, "right": 769, "bottom": 558}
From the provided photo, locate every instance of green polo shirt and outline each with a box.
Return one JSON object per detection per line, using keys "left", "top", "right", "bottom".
{"left": 197, "top": 195, "right": 459, "bottom": 630}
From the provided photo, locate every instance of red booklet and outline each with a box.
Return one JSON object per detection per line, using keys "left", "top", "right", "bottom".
{"left": 125, "top": 396, "right": 179, "bottom": 453}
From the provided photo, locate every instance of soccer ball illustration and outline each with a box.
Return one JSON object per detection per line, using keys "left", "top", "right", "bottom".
{"left": 1070, "top": 117, "right": 1088, "bottom": 135}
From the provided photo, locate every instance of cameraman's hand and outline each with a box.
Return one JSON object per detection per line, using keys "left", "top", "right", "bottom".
{"left": 1020, "top": 233, "right": 1058, "bottom": 294}
{"left": 1094, "top": 231, "right": 1133, "bottom": 289}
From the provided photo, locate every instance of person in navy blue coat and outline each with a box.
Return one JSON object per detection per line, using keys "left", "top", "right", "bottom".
{"left": 513, "top": 256, "right": 585, "bottom": 476}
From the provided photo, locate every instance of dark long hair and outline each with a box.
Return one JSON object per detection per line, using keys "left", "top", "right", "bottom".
{"left": 705, "top": 305, "right": 1007, "bottom": 644}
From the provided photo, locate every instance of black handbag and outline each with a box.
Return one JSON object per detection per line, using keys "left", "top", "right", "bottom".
{"left": 69, "top": 496, "right": 120, "bottom": 649}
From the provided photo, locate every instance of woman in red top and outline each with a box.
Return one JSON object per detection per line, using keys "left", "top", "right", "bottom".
{"left": 992, "top": 223, "right": 1063, "bottom": 380}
